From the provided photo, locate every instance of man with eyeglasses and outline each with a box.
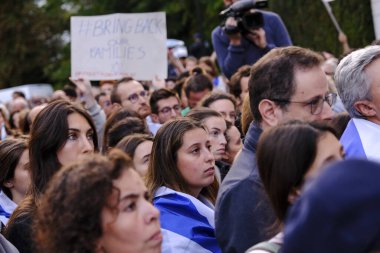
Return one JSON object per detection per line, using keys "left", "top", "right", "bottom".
{"left": 335, "top": 45, "right": 380, "bottom": 162}
{"left": 110, "top": 77, "right": 151, "bottom": 119}
{"left": 150, "top": 88, "right": 181, "bottom": 125}
{"left": 215, "top": 46, "right": 335, "bottom": 253}
{"left": 110, "top": 77, "right": 162, "bottom": 135}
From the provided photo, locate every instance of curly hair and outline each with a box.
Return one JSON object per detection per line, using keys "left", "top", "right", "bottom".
{"left": 34, "top": 150, "right": 133, "bottom": 253}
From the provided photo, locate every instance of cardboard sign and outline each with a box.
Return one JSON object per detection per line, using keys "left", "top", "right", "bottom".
{"left": 71, "top": 12, "right": 167, "bottom": 80}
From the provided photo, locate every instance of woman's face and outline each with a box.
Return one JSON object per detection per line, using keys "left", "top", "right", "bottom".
{"left": 176, "top": 128, "right": 215, "bottom": 197}
{"left": 203, "top": 116, "right": 227, "bottom": 161}
{"left": 100, "top": 169, "right": 161, "bottom": 253}
{"left": 208, "top": 99, "right": 236, "bottom": 124}
{"left": 225, "top": 125, "right": 242, "bottom": 164}
{"left": 12, "top": 112, "right": 20, "bottom": 129}
{"left": 0, "top": 112, "right": 4, "bottom": 125}
{"left": 133, "top": 141, "right": 153, "bottom": 177}
{"left": 5, "top": 149, "right": 31, "bottom": 204}
{"left": 288, "top": 131, "right": 345, "bottom": 205}
{"left": 57, "top": 113, "right": 95, "bottom": 166}
{"left": 305, "top": 132, "right": 345, "bottom": 181}
{"left": 239, "top": 76, "right": 249, "bottom": 103}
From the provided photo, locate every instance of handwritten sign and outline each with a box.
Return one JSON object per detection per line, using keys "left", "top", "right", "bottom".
{"left": 71, "top": 12, "right": 167, "bottom": 80}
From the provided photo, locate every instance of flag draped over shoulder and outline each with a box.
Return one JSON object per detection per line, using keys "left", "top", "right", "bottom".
{"left": 0, "top": 190, "right": 17, "bottom": 225}
{"left": 153, "top": 187, "right": 221, "bottom": 253}
{"left": 0, "top": 124, "right": 6, "bottom": 141}
{"left": 340, "top": 118, "right": 380, "bottom": 162}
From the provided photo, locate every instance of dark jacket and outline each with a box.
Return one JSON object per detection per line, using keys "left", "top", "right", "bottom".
{"left": 215, "top": 123, "right": 276, "bottom": 253}
{"left": 283, "top": 159, "right": 380, "bottom": 253}
{"left": 5, "top": 213, "right": 33, "bottom": 253}
{"left": 212, "top": 10, "right": 292, "bottom": 79}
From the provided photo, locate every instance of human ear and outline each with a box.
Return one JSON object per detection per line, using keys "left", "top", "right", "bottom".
{"left": 258, "top": 99, "right": 281, "bottom": 127}
{"left": 236, "top": 97, "right": 242, "bottom": 108}
{"left": 288, "top": 188, "right": 301, "bottom": 204}
{"left": 150, "top": 114, "right": 159, "bottom": 123}
{"left": 109, "top": 103, "right": 121, "bottom": 114}
{"left": 353, "top": 100, "right": 376, "bottom": 117}
{"left": 111, "top": 103, "right": 121, "bottom": 110}
{"left": 3, "top": 180, "right": 14, "bottom": 189}
{"left": 94, "top": 242, "right": 106, "bottom": 253}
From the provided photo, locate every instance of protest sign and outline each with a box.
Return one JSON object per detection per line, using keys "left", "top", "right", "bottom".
{"left": 71, "top": 12, "right": 167, "bottom": 80}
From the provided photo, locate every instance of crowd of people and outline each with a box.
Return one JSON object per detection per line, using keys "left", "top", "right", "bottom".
{"left": 1, "top": 0, "right": 380, "bottom": 253}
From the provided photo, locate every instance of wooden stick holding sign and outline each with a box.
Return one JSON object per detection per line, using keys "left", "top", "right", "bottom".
{"left": 321, "top": 0, "right": 343, "bottom": 33}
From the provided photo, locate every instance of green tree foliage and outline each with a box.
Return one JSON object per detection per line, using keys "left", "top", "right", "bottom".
{"left": 0, "top": 0, "right": 66, "bottom": 88}
{"left": 271, "top": 0, "right": 374, "bottom": 56}
{"left": 0, "top": 0, "right": 376, "bottom": 88}
{"left": 44, "top": 0, "right": 225, "bottom": 87}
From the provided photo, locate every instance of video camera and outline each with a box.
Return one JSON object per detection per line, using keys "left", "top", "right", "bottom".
{"left": 220, "top": 0, "right": 268, "bottom": 35}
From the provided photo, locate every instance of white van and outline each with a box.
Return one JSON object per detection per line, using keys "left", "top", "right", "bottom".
{"left": 0, "top": 84, "right": 53, "bottom": 104}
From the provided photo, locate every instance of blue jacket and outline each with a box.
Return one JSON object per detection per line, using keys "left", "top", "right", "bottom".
{"left": 212, "top": 10, "right": 292, "bottom": 79}
{"left": 215, "top": 123, "right": 276, "bottom": 253}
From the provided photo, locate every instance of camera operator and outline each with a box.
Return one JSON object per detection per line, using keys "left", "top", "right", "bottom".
{"left": 212, "top": 0, "right": 292, "bottom": 79}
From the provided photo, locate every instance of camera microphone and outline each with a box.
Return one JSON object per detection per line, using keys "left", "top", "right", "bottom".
{"left": 220, "top": 0, "right": 257, "bottom": 16}
{"left": 220, "top": 0, "right": 268, "bottom": 16}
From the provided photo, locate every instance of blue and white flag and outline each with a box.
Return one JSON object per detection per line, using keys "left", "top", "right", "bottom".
{"left": 0, "top": 124, "right": 6, "bottom": 141}
{"left": 0, "top": 190, "right": 17, "bottom": 225}
{"left": 154, "top": 187, "right": 221, "bottom": 253}
{"left": 340, "top": 118, "right": 380, "bottom": 162}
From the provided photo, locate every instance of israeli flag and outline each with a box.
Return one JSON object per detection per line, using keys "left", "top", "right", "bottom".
{"left": 340, "top": 118, "right": 380, "bottom": 162}
{"left": 0, "top": 190, "right": 17, "bottom": 225}
{"left": 154, "top": 187, "right": 221, "bottom": 253}
{"left": 0, "top": 124, "right": 6, "bottom": 141}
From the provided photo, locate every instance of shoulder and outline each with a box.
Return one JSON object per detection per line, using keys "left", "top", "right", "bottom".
{"left": 154, "top": 192, "right": 189, "bottom": 210}
{"left": 246, "top": 233, "right": 283, "bottom": 253}
{"left": 5, "top": 213, "right": 33, "bottom": 253}
{"left": 212, "top": 26, "right": 223, "bottom": 36}
{"left": 216, "top": 173, "right": 262, "bottom": 214}
{"left": 260, "top": 10, "right": 282, "bottom": 20}
{"left": 7, "top": 213, "right": 32, "bottom": 232}
{"left": 154, "top": 189, "right": 211, "bottom": 217}
{"left": 245, "top": 238, "right": 282, "bottom": 253}
{"left": 0, "top": 234, "right": 19, "bottom": 253}
{"left": 220, "top": 148, "right": 259, "bottom": 189}
{"left": 261, "top": 10, "right": 286, "bottom": 27}
{"left": 211, "top": 26, "right": 228, "bottom": 43}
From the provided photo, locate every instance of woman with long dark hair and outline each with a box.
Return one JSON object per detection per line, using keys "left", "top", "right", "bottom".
{"left": 246, "top": 121, "right": 344, "bottom": 252}
{"left": 146, "top": 118, "right": 220, "bottom": 253}
{"left": 0, "top": 138, "right": 30, "bottom": 228}
{"left": 5, "top": 100, "right": 98, "bottom": 253}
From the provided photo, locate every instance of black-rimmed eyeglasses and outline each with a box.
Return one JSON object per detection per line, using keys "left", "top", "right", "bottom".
{"left": 271, "top": 93, "right": 337, "bottom": 115}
